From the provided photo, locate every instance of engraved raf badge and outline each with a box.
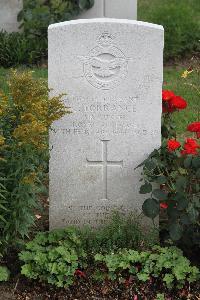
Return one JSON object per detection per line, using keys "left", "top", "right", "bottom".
{"left": 80, "top": 32, "right": 129, "bottom": 90}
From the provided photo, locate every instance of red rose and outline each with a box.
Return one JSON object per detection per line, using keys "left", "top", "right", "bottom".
{"left": 170, "top": 96, "right": 187, "bottom": 110}
{"left": 167, "top": 139, "right": 181, "bottom": 152}
{"left": 160, "top": 202, "right": 168, "bottom": 209}
{"left": 187, "top": 122, "right": 200, "bottom": 133}
{"left": 162, "top": 93, "right": 187, "bottom": 113}
{"left": 181, "top": 138, "right": 199, "bottom": 155}
{"left": 197, "top": 132, "right": 200, "bottom": 139}
{"left": 162, "top": 90, "right": 175, "bottom": 101}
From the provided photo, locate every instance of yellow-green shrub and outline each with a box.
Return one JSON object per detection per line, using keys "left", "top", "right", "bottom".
{"left": 0, "top": 70, "right": 69, "bottom": 254}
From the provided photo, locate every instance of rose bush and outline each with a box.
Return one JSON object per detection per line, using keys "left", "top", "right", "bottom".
{"left": 138, "top": 70, "right": 200, "bottom": 245}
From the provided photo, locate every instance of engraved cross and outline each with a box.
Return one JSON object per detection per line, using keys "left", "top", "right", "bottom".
{"left": 87, "top": 140, "right": 123, "bottom": 200}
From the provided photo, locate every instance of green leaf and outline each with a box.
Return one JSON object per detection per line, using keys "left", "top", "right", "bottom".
{"left": 139, "top": 183, "right": 152, "bottom": 194}
{"left": 180, "top": 213, "right": 192, "bottom": 225}
{"left": 137, "top": 272, "right": 150, "bottom": 282}
{"left": 142, "top": 198, "right": 159, "bottom": 219}
{"left": 155, "top": 176, "right": 167, "bottom": 184}
{"left": 0, "top": 266, "right": 10, "bottom": 282}
{"left": 192, "top": 157, "right": 200, "bottom": 169}
{"left": 17, "top": 9, "right": 24, "bottom": 22}
{"left": 187, "top": 205, "right": 199, "bottom": 223}
{"left": 145, "top": 160, "right": 157, "bottom": 171}
{"left": 175, "top": 176, "right": 187, "bottom": 191}
{"left": 79, "top": 0, "right": 93, "bottom": 10}
{"left": 169, "top": 223, "right": 183, "bottom": 241}
{"left": 177, "top": 198, "right": 188, "bottom": 210}
{"left": 196, "top": 169, "right": 200, "bottom": 179}
{"left": 193, "top": 196, "right": 200, "bottom": 208}
{"left": 174, "top": 193, "right": 188, "bottom": 210}
{"left": 152, "top": 189, "right": 168, "bottom": 201}
{"left": 178, "top": 167, "right": 187, "bottom": 175}
{"left": 163, "top": 273, "right": 174, "bottom": 288}
{"left": 167, "top": 204, "right": 179, "bottom": 220}
{"left": 89, "top": 0, "right": 95, "bottom": 7}
{"left": 184, "top": 156, "right": 192, "bottom": 169}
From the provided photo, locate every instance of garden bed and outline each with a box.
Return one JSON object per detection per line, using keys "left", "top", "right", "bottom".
{"left": 0, "top": 65, "right": 199, "bottom": 300}
{"left": 1, "top": 274, "right": 200, "bottom": 300}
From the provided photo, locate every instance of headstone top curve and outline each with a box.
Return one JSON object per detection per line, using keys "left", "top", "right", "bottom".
{"left": 48, "top": 18, "right": 164, "bottom": 32}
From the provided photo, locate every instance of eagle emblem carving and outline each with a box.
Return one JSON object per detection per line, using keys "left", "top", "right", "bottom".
{"left": 80, "top": 32, "right": 128, "bottom": 90}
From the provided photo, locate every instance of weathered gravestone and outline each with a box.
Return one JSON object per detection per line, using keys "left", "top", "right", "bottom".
{"left": 78, "top": 0, "right": 137, "bottom": 20}
{"left": 0, "top": 0, "right": 22, "bottom": 32}
{"left": 49, "top": 19, "right": 164, "bottom": 228}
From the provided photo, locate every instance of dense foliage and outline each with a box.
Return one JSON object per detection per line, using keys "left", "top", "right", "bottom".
{"left": 0, "top": 266, "right": 10, "bottom": 282}
{"left": 139, "top": 69, "right": 200, "bottom": 245}
{"left": 19, "top": 227, "right": 200, "bottom": 289}
{"left": 0, "top": 0, "right": 94, "bottom": 67}
{"left": 0, "top": 70, "right": 69, "bottom": 254}
{"left": 19, "top": 228, "right": 87, "bottom": 287}
{"left": 95, "top": 246, "right": 199, "bottom": 289}
{"left": 138, "top": 0, "right": 200, "bottom": 61}
{"left": 0, "top": 31, "right": 45, "bottom": 67}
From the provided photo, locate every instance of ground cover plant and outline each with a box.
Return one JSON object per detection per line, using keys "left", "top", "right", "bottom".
{"left": 19, "top": 227, "right": 199, "bottom": 289}
{"left": 18, "top": 214, "right": 156, "bottom": 288}
{"left": 1, "top": 221, "right": 199, "bottom": 299}
{"left": 94, "top": 246, "right": 199, "bottom": 289}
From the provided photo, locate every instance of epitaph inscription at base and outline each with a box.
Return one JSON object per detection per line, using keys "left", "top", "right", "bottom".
{"left": 48, "top": 19, "right": 164, "bottom": 228}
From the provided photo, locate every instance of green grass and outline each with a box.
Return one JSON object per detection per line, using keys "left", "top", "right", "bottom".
{"left": 138, "top": 0, "right": 200, "bottom": 22}
{"left": 138, "top": 0, "right": 200, "bottom": 61}
{"left": 0, "top": 66, "right": 199, "bottom": 135}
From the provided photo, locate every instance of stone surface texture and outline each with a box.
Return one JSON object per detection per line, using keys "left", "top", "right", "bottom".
{"left": 0, "top": 0, "right": 22, "bottom": 32}
{"left": 49, "top": 19, "right": 164, "bottom": 228}
{"left": 79, "top": 0, "right": 137, "bottom": 20}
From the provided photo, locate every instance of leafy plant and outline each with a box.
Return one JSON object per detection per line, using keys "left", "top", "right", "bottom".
{"left": 94, "top": 246, "right": 200, "bottom": 289}
{"left": 156, "top": 294, "right": 165, "bottom": 300}
{"left": 138, "top": 70, "right": 200, "bottom": 244}
{"left": 0, "top": 70, "right": 69, "bottom": 254}
{"left": 20, "top": 228, "right": 199, "bottom": 290}
{"left": 19, "top": 228, "right": 87, "bottom": 287}
{"left": 0, "top": 266, "right": 10, "bottom": 282}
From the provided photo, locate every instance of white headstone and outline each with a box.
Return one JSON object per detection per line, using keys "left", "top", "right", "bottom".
{"left": 0, "top": 0, "right": 22, "bottom": 32}
{"left": 79, "top": 0, "right": 137, "bottom": 20}
{"left": 49, "top": 19, "right": 164, "bottom": 228}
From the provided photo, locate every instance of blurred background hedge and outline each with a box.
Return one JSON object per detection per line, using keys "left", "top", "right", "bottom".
{"left": 138, "top": 0, "right": 200, "bottom": 62}
{"left": 0, "top": 0, "right": 94, "bottom": 67}
{"left": 0, "top": 0, "right": 199, "bottom": 67}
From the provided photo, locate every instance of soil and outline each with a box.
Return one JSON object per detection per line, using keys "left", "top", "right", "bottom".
{"left": 0, "top": 275, "right": 200, "bottom": 300}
